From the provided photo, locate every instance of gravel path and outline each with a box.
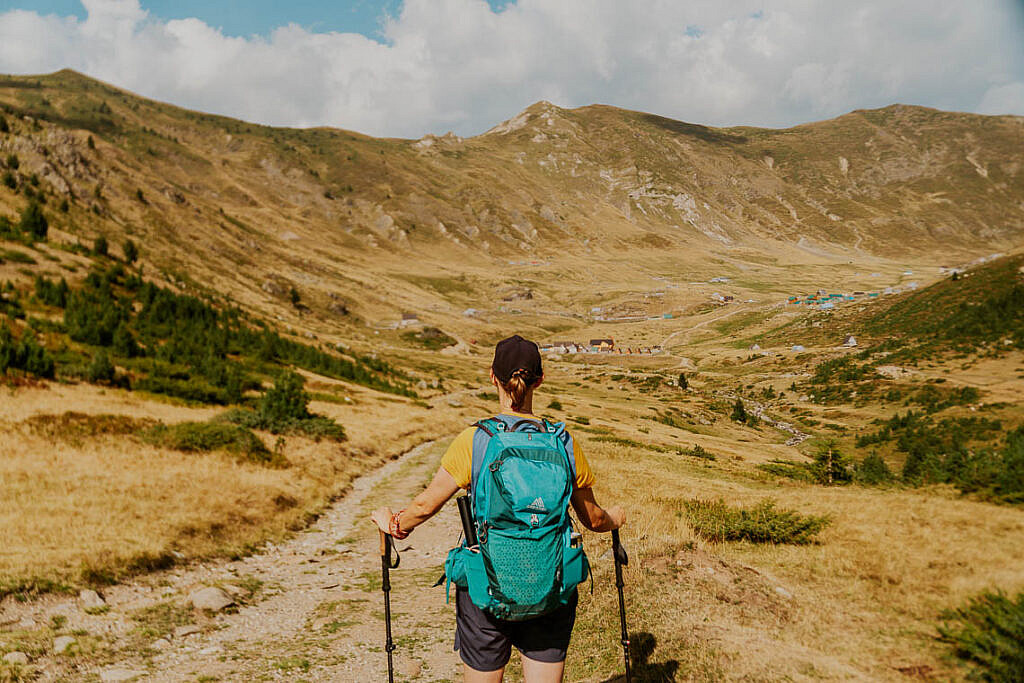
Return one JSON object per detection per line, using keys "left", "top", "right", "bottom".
{"left": 3, "top": 439, "right": 466, "bottom": 682}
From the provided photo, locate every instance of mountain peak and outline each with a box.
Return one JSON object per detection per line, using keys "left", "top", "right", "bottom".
{"left": 481, "top": 100, "right": 566, "bottom": 136}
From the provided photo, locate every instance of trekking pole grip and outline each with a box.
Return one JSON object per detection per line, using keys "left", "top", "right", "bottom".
{"left": 380, "top": 531, "right": 392, "bottom": 591}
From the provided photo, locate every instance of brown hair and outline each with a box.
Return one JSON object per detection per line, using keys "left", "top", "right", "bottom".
{"left": 501, "top": 367, "right": 538, "bottom": 411}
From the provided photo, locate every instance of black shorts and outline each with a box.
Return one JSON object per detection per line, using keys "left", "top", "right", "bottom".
{"left": 454, "top": 588, "right": 578, "bottom": 672}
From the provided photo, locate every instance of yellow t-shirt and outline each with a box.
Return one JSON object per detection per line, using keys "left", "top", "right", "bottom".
{"left": 441, "top": 412, "right": 596, "bottom": 490}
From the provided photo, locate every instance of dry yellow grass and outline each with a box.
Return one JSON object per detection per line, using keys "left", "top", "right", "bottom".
{"left": 0, "top": 378, "right": 472, "bottom": 595}
{"left": 567, "top": 439, "right": 1024, "bottom": 681}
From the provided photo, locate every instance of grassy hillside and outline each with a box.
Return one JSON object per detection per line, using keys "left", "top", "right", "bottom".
{"left": 867, "top": 253, "right": 1024, "bottom": 352}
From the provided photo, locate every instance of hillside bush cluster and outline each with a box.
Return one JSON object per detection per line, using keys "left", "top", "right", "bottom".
{"left": 20, "top": 266, "right": 415, "bottom": 403}
{"left": 759, "top": 440, "right": 878, "bottom": 485}
{"left": 761, "top": 413, "right": 1021, "bottom": 504}
{"left": 804, "top": 356, "right": 981, "bottom": 410}
{"left": 939, "top": 589, "right": 1024, "bottom": 681}
{"left": 222, "top": 371, "right": 346, "bottom": 442}
{"left": 0, "top": 200, "right": 49, "bottom": 243}
{"left": 857, "top": 411, "right": 1022, "bottom": 501}
{"left": 682, "top": 498, "right": 830, "bottom": 545}
{"left": 866, "top": 254, "right": 1024, "bottom": 356}
{"left": 0, "top": 323, "right": 54, "bottom": 378}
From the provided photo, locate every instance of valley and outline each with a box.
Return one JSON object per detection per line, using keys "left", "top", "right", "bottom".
{"left": 0, "top": 70, "right": 1022, "bottom": 681}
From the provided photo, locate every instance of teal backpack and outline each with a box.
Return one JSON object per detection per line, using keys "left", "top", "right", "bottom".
{"left": 444, "top": 415, "right": 590, "bottom": 621}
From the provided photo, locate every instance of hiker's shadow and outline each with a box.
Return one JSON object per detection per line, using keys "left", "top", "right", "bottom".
{"left": 601, "top": 632, "right": 680, "bottom": 682}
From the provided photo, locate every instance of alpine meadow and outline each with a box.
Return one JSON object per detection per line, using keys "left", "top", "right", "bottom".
{"left": 0, "top": 68, "right": 1023, "bottom": 681}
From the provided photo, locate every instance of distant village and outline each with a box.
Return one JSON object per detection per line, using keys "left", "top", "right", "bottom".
{"left": 540, "top": 339, "right": 663, "bottom": 355}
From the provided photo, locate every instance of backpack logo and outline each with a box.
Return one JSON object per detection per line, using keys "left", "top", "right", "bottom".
{"left": 526, "top": 497, "right": 547, "bottom": 512}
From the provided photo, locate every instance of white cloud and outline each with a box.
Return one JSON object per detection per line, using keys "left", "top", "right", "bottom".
{"left": 1, "top": 0, "right": 1022, "bottom": 137}
{"left": 978, "top": 82, "right": 1024, "bottom": 116}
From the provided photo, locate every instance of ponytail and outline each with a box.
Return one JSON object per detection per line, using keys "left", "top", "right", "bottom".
{"left": 502, "top": 368, "right": 536, "bottom": 411}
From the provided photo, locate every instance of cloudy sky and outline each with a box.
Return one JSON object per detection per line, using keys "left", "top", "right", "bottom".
{"left": 1, "top": 0, "right": 1022, "bottom": 138}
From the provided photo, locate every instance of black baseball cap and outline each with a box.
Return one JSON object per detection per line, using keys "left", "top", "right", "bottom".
{"left": 492, "top": 334, "right": 543, "bottom": 384}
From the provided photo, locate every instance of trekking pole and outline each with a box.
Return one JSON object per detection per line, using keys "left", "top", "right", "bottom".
{"left": 611, "top": 529, "right": 632, "bottom": 683}
{"left": 379, "top": 530, "right": 399, "bottom": 683}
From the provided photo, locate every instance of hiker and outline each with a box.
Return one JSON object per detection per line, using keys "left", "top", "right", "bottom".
{"left": 371, "top": 334, "right": 626, "bottom": 682}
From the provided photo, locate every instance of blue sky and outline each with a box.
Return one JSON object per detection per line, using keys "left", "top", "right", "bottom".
{"left": 1, "top": 0, "right": 511, "bottom": 38}
{"left": 1, "top": 1, "right": 1022, "bottom": 137}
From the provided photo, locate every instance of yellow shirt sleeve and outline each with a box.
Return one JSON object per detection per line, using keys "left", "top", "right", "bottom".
{"left": 572, "top": 438, "right": 596, "bottom": 489}
{"left": 440, "top": 426, "right": 476, "bottom": 489}
{"left": 440, "top": 423, "right": 596, "bottom": 490}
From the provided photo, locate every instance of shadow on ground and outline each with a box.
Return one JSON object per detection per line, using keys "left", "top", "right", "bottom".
{"left": 601, "top": 632, "right": 680, "bottom": 682}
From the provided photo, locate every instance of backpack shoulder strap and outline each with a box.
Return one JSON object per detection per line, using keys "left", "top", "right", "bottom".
{"left": 469, "top": 417, "right": 506, "bottom": 494}
{"left": 549, "top": 420, "right": 578, "bottom": 485}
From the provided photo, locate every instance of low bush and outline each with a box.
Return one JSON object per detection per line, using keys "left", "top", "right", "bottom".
{"left": 133, "top": 375, "right": 230, "bottom": 405}
{"left": 402, "top": 326, "right": 456, "bottom": 350}
{"left": 143, "top": 421, "right": 283, "bottom": 466}
{"left": 682, "top": 498, "right": 830, "bottom": 545}
{"left": 939, "top": 589, "right": 1024, "bottom": 681}
{"left": 680, "top": 444, "right": 716, "bottom": 461}
{"left": 221, "top": 408, "right": 346, "bottom": 442}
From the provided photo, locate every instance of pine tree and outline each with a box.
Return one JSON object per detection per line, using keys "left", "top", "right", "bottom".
{"left": 259, "top": 371, "right": 310, "bottom": 424}
{"left": 18, "top": 200, "right": 47, "bottom": 240}
{"left": 87, "top": 349, "right": 115, "bottom": 383}
{"left": 123, "top": 239, "right": 138, "bottom": 264}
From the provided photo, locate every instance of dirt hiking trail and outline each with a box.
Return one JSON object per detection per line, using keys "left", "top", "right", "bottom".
{"left": 2, "top": 440, "right": 488, "bottom": 682}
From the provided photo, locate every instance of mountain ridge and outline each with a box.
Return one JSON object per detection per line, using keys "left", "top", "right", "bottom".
{"left": 1, "top": 69, "right": 1022, "bottom": 344}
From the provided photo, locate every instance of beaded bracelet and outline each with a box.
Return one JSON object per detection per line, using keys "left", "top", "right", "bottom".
{"left": 389, "top": 509, "right": 410, "bottom": 539}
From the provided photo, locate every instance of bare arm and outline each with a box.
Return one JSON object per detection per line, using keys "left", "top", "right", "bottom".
{"left": 571, "top": 487, "right": 625, "bottom": 532}
{"left": 371, "top": 466, "right": 461, "bottom": 535}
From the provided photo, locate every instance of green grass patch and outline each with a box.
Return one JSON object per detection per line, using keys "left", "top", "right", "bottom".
{"left": 0, "top": 247, "right": 36, "bottom": 264}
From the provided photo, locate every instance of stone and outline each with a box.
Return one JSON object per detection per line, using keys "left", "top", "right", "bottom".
{"left": 79, "top": 589, "right": 106, "bottom": 610}
{"left": 188, "top": 586, "right": 234, "bottom": 612}
{"left": 775, "top": 586, "right": 793, "bottom": 599}
{"left": 173, "top": 624, "right": 202, "bottom": 639}
{"left": 3, "top": 651, "right": 28, "bottom": 665}
{"left": 53, "top": 635, "right": 76, "bottom": 653}
{"left": 396, "top": 655, "right": 422, "bottom": 679}
{"left": 100, "top": 668, "right": 147, "bottom": 682}
{"left": 16, "top": 617, "right": 36, "bottom": 629}
{"left": 151, "top": 638, "right": 171, "bottom": 651}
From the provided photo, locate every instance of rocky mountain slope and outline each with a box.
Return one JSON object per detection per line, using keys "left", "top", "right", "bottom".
{"left": 1, "top": 69, "right": 1022, "bottom": 340}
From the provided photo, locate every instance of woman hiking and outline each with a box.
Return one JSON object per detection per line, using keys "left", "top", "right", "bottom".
{"left": 371, "top": 334, "right": 625, "bottom": 682}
